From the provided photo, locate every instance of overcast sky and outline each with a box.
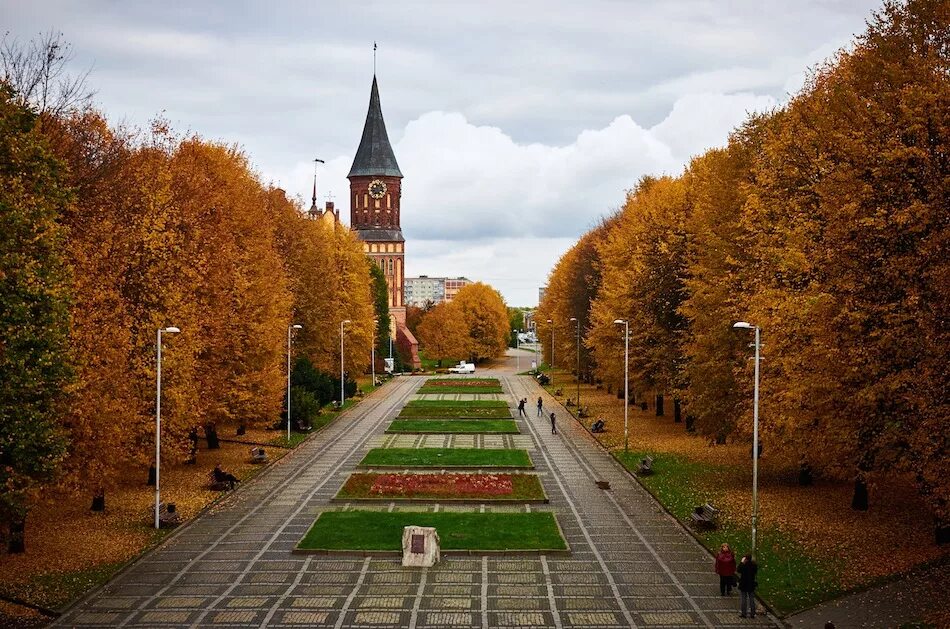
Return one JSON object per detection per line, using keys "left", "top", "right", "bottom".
{"left": 5, "top": 0, "right": 881, "bottom": 306}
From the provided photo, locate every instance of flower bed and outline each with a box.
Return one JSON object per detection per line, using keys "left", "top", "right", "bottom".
{"left": 385, "top": 420, "right": 519, "bottom": 434}
{"left": 335, "top": 472, "right": 546, "bottom": 501}
{"left": 358, "top": 447, "right": 533, "bottom": 468}
{"left": 398, "top": 400, "right": 512, "bottom": 419}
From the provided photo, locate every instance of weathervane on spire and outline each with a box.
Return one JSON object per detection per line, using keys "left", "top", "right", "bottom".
{"left": 373, "top": 41, "right": 377, "bottom": 74}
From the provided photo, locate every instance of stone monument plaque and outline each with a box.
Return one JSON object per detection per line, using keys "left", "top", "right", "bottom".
{"left": 402, "top": 526, "right": 440, "bottom": 567}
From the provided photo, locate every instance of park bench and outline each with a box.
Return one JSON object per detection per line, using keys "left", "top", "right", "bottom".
{"left": 207, "top": 470, "right": 230, "bottom": 491}
{"left": 295, "top": 419, "right": 312, "bottom": 432}
{"left": 690, "top": 503, "right": 719, "bottom": 529}
{"left": 637, "top": 455, "right": 655, "bottom": 476}
{"left": 158, "top": 502, "right": 181, "bottom": 528}
{"left": 249, "top": 446, "right": 268, "bottom": 464}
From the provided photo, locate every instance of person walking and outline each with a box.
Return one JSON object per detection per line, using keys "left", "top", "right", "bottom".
{"left": 737, "top": 553, "right": 758, "bottom": 618}
{"left": 715, "top": 543, "right": 737, "bottom": 596}
{"left": 550, "top": 411, "right": 557, "bottom": 434}
{"left": 537, "top": 396, "right": 544, "bottom": 417}
{"left": 517, "top": 398, "right": 527, "bottom": 418}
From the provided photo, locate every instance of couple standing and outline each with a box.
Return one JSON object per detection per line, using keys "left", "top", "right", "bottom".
{"left": 715, "top": 543, "right": 759, "bottom": 619}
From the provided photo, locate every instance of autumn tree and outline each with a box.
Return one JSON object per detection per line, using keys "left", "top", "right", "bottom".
{"left": 417, "top": 302, "right": 469, "bottom": 366}
{"left": 0, "top": 87, "right": 71, "bottom": 551}
{"left": 451, "top": 282, "right": 510, "bottom": 362}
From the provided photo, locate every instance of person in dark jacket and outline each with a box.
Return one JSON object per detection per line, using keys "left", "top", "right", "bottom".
{"left": 715, "top": 543, "right": 737, "bottom": 596}
{"left": 537, "top": 396, "right": 544, "bottom": 417}
{"left": 550, "top": 412, "right": 557, "bottom": 434}
{"left": 213, "top": 463, "right": 239, "bottom": 490}
{"left": 737, "top": 553, "right": 758, "bottom": 618}
{"left": 517, "top": 398, "right": 527, "bottom": 417}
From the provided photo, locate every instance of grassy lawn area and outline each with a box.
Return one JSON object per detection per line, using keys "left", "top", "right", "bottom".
{"left": 385, "top": 420, "right": 519, "bottom": 434}
{"left": 297, "top": 511, "right": 567, "bottom": 552}
{"left": 335, "top": 472, "right": 546, "bottom": 501}
{"left": 418, "top": 378, "right": 502, "bottom": 394}
{"left": 358, "top": 448, "right": 533, "bottom": 468}
{"left": 399, "top": 400, "right": 512, "bottom": 419}
{"left": 614, "top": 450, "right": 843, "bottom": 615}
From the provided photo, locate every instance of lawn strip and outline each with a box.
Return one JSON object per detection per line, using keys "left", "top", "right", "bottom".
{"left": 296, "top": 511, "right": 567, "bottom": 552}
{"left": 404, "top": 399, "right": 508, "bottom": 408}
{"left": 398, "top": 406, "right": 513, "bottom": 419}
{"left": 385, "top": 420, "right": 519, "bottom": 434}
{"left": 614, "top": 450, "right": 843, "bottom": 615}
{"left": 358, "top": 448, "right": 532, "bottom": 468}
{"left": 416, "top": 386, "right": 503, "bottom": 394}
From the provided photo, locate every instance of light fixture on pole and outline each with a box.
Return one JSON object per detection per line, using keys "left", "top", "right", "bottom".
{"left": 570, "top": 317, "right": 580, "bottom": 410}
{"left": 613, "top": 319, "right": 629, "bottom": 452}
{"left": 371, "top": 319, "right": 376, "bottom": 389}
{"left": 340, "top": 320, "right": 351, "bottom": 407}
{"left": 515, "top": 328, "right": 521, "bottom": 372}
{"left": 547, "top": 319, "right": 554, "bottom": 385}
{"left": 733, "top": 321, "right": 761, "bottom": 555}
{"left": 287, "top": 324, "right": 302, "bottom": 441}
{"left": 155, "top": 325, "right": 180, "bottom": 529}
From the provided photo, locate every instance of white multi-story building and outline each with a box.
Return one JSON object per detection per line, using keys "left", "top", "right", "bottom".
{"left": 404, "top": 276, "right": 471, "bottom": 308}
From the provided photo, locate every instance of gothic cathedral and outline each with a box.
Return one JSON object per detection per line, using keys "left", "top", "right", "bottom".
{"left": 348, "top": 76, "right": 420, "bottom": 368}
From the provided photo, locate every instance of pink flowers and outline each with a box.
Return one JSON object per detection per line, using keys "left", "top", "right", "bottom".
{"left": 353, "top": 473, "right": 515, "bottom": 498}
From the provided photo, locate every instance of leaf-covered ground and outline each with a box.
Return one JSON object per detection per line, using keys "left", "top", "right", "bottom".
{"left": 548, "top": 373, "right": 948, "bottom": 613}
{"left": 0, "top": 424, "right": 317, "bottom": 614}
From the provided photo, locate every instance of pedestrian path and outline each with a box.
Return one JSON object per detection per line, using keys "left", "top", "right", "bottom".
{"left": 55, "top": 373, "right": 782, "bottom": 628}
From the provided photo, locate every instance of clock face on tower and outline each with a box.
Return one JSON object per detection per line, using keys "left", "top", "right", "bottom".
{"left": 368, "top": 179, "right": 387, "bottom": 199}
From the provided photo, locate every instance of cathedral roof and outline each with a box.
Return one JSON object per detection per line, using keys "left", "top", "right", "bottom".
{"left": 354, "top": 227, "right": 405, "bottom": 243}
{"left": 348, "top": 76, "right": 403, "bottom": 178}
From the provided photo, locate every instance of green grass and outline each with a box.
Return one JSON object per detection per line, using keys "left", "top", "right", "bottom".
{"left": 335, "top": 472, "right": 546, "bottom": 501}
{"left": 416, "top": 386, "right": 503, "bottom": 394}
{"left": 614, "top": 450, "right": 843, "bottom": 615}
{"left": 297, "top": 511, "right": 567, "bottom": 551}
{"left": 358, "top": 448, "right": 533, "bottom": 468}
{"left": 386, "top": 420, "right": 520, "bottom": 434}
{"left": 399, "top": 400, "right": 512, "bottom": 419}
{"left": 269, "top": 432, "right": 310, "bottom": 448}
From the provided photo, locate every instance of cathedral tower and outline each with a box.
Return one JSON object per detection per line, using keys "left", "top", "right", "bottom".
{"left": 348, "top": 76, "right": 406, "bottom": 325}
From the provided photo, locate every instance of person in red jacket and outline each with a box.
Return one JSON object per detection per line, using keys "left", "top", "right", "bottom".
{"left": 715, "top": 543, "right": 737, "bottom": 596}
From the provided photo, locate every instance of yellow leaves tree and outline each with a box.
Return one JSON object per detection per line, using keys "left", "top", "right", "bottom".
{"left": 417, "top": 301, "right": 469, "bottom": 366}
{"left": 450, "top": 283, "right": 510, "bottom": 362}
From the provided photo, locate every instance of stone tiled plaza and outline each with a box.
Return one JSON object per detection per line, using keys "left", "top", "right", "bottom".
{"left": 55, "top": 364, "right": 778, "bottom": 628}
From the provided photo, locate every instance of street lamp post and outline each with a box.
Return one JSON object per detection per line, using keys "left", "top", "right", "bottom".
{"left": 371, "top": 319, "right": 376, "bottom": 389}
{"left": 613, "top": 319, "right": 629, "bottom": 452}
{"left": 547, "top": 319, "right": 554, "bottom": 385}
{"left": 734, "top": 321, "right": 761, "bottom": 555}
{"left": 515, "top": 329, "right": 521, "bottom": 372}
{"left": 287, "top": 324, "right": 302, "bottom": 441}
{"left": 570, "top": 317, "right": 580, "bottom": 409}
{"left": 340, "top": 320, "right": 351, "bottom": 407}
{"left": 155, "top": 325, "right": 180, "bottom": 529}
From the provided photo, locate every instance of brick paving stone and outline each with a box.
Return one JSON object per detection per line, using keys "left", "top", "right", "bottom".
{"left": 137, "top": 610, "right": 193, "bottom": 623}
{"left": 565, "top": 611, "right": 624, "bottom": 626}
{"left": 638, "top": 611, "right": 698, "bottom": 625}
{"left": 278, "top": 610, "right": 331, "bottom": 624}
{"left": 211, "top": 610, "right": 259, "bottom": 623}
{"left": 353, "top": 610, "right": 404, "bottom": 624}
{"left": 153, "top": 596, "right": 208, "bottom": 608}
{"left": 74, "top": 612, "right": 121, "bottom": 624}
{"left": 224, "top": 596, "right": 270, "bottom": 608}
{"left": 421, "top": 611, "right": 477, "bottom": 626}
{"left": 88, "top": 597, "right": 138, "bottom": 609}
{"left": 356, "top": 595, "right": 407, "bottom": 608}
{"left": 494, "top": 597, "right": 548, "bottom": 610}
{"left": 492, "top": 611, "right": 549, "bottom": 626}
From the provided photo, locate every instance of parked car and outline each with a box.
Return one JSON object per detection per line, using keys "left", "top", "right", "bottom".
{"left": 448, "top": 361, "right": 476, "bottom": 374}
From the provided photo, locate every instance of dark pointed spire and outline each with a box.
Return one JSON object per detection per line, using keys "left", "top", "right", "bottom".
{"left": 348, "top": 76, "right": 403, "bottom": 178}
{"left": 309, "top": 171, "right": 318, "bottom": 214}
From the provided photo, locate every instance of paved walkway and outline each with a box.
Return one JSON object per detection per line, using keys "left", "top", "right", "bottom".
{"left": 55, "top": 363, "right": 781, "bottom": 628}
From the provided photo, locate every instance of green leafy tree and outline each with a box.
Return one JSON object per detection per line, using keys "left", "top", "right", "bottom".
{"left": 0, "top": 87, "right": 71, "bottom": 550}
{"left": 369, "top": 263, "right": 391, "bottom": 362}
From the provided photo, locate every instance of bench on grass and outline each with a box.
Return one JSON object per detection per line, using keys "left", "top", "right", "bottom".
{"left": 249, "top": 446, "right": 268, "bottom": 464}
{"left": 158, "top": 502, "right": 181, "bottom": 528}
{"left": 691, "top": 503, "right": 719, "bottom": 529}
{"left": 207, "top": 470, "right": 230, "bottom": 491}
{"left": 637, "top": 455, "right": 655, "bottom": 476}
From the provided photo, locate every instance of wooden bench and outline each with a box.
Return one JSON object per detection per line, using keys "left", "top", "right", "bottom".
{"left": 158, "top": 502, "right": 181, "bottom": 528}
{"left": 207, "top": 471, "right": 229, "bottom": 491}
{"left": 249, "top": 447, "right": 268, "bottom": 464}
{"left": 690, "top": 503, "right": 719, "bottom": 529}
{"left": 637, "top": 455, "right": 655, "bottom": 476}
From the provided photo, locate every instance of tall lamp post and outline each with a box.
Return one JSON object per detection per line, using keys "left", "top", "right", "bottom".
{"left": 546, "top": 319, "right": 554, "bottom": 385}
{"left": 340, "top": 319, "right": 351, "bottom": 407}
{"left": 287, "top": 324, "right": 302, "bottom": 441}
{"left": 613, "top": 319, "right": 629, "bottom": 452}
{"left": 371, "top": 319, "right": 376, "bottom": 388}
{"left": 734, "top": 321, "right": 761, "bottom": 555}
{"left": 570, "top": 317, "right": 580, "bottom": 409}
{"left": 515, "top": 329, "right": 521, "bottom": 372}
{"left": 155, "top": 325, "right": 180, "bottom": 529}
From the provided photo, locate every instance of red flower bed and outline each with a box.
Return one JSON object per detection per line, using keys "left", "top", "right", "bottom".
{"left": 336, "top": 472, "right": 547, "bottom": 501}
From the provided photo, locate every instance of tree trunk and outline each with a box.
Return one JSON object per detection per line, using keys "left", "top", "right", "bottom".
{"left": 655, "top": 394, "right": 664, "bottom": 416}
{"left": 936, "top": 520, "right": 949, "bottom": 546}
{"left": 8, "top": 518, "right": 25, "bottom": 554}
{"left": 236, "top": 424, "right": 246, "bottom": 436}
{"left": 673, "top": 399, "right": 682, "bottom": 423}
{"left": 147, "top": 464, "right": 156, "bottom": 486}
{"left": 851, "top": 477, "right": 869, "bottom": 511}
{"left": 616, "top": 388, "right": 624, "bottom": 400}
{"left": 205, "top": 423, "right": 220, "bottom": 449}
{"left": 91, "top": 489, "right": 105, "bottom": 512}
{"left": 685, "top": 415, "right": 696, "bottom": 433}
{"left": 798, "top": 462, "right": 813, "bottom": 486}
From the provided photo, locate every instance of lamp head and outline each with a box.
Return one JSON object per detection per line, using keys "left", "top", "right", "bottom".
{"left": 342, "top": 319, "right": 351, "bottom": 324}
{"left": 292, "top": 324, "right": 303, "bottom": 330}
{"left": 733, "top": 321, "right": 753, "bottom": 329}
{"left": 613, "top": 319, "right": 626, "bottom": 325}
{"left": 164, "top": 326, "right": 180, "bottom": 333}
{"left": 570, "top": 317, "right": 577, "bottom": 322}
{"left": 547, "top": 319, "right": 553, "bottom": 323}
